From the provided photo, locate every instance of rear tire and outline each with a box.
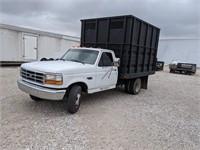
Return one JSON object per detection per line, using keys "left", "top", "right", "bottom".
{"left": 40, "top": 58, "right": 47, "bottom": 61}
{"left": 129, "top": 78, "right": 142, "bottom": 95}
{"left": 67, "top": 85, "right": 82, "bottom": 114}
{"left": 125, "top": 80, "right": 131, "bottom": 93}
{"left": 30, "top": 95, "right": 43, "bottom": 101}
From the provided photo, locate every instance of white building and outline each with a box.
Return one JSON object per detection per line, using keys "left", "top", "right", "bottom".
{"left": 1, "top": 24, "right": 199, "bottom": 67}
{"left": 0, "top": 24, "right": 80, "bottom": 64}
{"left": 158, "top": 39, "right": 200, "bottom": 67}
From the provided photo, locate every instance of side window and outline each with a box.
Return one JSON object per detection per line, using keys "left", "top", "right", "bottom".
{"left": 98, "top": 52, "right": 113, "bottom": 67}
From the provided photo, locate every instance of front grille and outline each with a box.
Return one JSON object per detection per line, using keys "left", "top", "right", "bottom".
{"left": 21, "top": 68, "right": 45, "bottom": 84}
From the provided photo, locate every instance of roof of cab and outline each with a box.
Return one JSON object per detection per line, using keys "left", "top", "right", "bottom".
{"left": 72, "top": 47, "right": 114, "bottom": 53}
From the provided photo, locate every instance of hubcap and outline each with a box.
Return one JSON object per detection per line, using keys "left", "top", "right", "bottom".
{"left": 75, "top": 93, "right": 81, "bottom": 107}
{"left": 134, "top": 78, "right": 141, "bottom": 93}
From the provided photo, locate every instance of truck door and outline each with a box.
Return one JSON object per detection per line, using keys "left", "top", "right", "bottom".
{"left": 96, "top": 52, "right": 118, "bottom": 90}
{"left": 23, "top": 35, "right": 38, "bottom": 60}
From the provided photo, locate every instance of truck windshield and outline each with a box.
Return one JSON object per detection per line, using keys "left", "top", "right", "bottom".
{"left": 61, "top": 49, "right": 99, "bottom": 65}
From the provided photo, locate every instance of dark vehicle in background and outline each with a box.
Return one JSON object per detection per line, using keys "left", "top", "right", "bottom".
{"left": 81, "top": 15, "right": 160, "bottom": 93}
{"left": 156, "top": 61, "right": 164, "bottom": 71}
{"left": 169, "top": 61, "right": 197, "bottom": 75}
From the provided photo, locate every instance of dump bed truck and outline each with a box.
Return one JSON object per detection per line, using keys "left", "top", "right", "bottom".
{"left": 17, "top": 15, "right": 160, "bottom": 114}
{"left": 81, "top": 15, "right": 160, "bottom": 92}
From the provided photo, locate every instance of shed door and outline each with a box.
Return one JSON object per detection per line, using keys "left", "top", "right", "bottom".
{"left": 24, "top": 35, "right": 37, "bottom": 60}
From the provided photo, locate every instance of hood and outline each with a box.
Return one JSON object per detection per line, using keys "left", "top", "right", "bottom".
{"left": 21, "top": 60, "right": 95, "bottom": 74}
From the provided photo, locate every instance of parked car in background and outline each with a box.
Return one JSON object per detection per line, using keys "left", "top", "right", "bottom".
{"left": 156, "top": 61, "right": 164, "bottom": 71}
{"left": 169, "top": 61, "right": 196, "bottom": 75}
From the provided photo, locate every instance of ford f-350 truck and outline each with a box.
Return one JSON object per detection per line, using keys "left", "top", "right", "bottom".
{"left": 18, "top": 48, "right": 120, "bottom": 113}
{"left": 18, "top": 15, "right": 160, "bottom": 113}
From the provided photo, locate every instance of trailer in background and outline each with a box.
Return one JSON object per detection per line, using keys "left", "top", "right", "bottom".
{"left": 81, "top": 15, "right": 160, "bottom": 89}
{"left": 0, "top": 24, "right": 80, "bottom": 66}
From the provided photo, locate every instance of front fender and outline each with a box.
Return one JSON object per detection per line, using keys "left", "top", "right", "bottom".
{"left": 64, "top": 74, "right": 95, "bottom": 91}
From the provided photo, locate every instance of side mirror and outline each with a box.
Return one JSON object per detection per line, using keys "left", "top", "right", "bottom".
{"left": 113, "top": 58, "right": 120, "bottom": 67}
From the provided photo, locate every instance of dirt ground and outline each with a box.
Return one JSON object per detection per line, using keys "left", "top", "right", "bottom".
{"left": 0, "top": 66, "right": 200, "bottom": 150}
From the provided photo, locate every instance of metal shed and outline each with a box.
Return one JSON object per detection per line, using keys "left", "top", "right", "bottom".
{"left": 0, "top": 24, "right": 80, "bottom": 66}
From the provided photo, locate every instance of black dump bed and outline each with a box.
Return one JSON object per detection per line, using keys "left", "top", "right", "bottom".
{"left": 81, "top": 15, "right": 160, "bottom": 79}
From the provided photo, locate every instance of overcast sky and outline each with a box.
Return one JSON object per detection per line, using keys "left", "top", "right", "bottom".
{"left": 0, "top": 0, "right": 199, "bottom": 39}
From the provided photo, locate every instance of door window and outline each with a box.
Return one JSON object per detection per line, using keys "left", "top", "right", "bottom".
{"left": 98, "top": 52, "right": 113, "bottom": 67}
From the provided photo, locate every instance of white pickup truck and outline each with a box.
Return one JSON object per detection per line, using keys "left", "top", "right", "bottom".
{"left": 18, "top": 48, "right": 121, "bottom": 113}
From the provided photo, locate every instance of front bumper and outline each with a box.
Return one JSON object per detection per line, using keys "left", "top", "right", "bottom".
{"left": 17, "top": 79, "right": 66, "bottom": 100}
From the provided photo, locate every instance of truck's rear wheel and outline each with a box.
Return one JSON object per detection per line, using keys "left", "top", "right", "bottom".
{"left": 67, "top": 85, "right": 82, "bottom": 114}
{"left": 30, "top": 95, "right": 43, "bottom": 101}
{"left": 125, "top": 80, "right": 131, "bottom": 93}
{"left": 129, "top": 78, "right": 142, "bottom": 95}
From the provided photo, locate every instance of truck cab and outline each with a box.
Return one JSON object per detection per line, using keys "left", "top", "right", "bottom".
{"left": 18, "top": 47, "right": 119, "bottom": 113}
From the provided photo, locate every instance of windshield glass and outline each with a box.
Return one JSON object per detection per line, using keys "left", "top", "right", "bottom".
{"left": 61, "top": 49, "right": 99, "bottom": 65}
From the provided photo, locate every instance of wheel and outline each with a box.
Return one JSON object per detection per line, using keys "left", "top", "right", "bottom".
{"left": 67, "top": 85, "right": 82, "bottom": 114}
{"left": 125, "top": 80, "right": 131, "bottom": 93}
{"left": 40, "top": 58, "right": 47, "bottom": 61}
{"left": 30, "top": 95, "right": 43, "bottom": 101}
{"left": 49, "top": 58, "right": 54, "bottom": 61}
{"left": 129, "top": 78, "right": 142, "bottom": 95}
{"left": 170, "top": 69, "right": 174, "bottom": 73}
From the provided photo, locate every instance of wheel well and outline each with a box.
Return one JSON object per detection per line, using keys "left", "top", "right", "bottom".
{"left": 68, "top": 82, "right": 88, "bottom": 93}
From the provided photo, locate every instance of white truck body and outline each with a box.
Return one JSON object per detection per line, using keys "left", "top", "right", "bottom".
{"left": 18, "top": 48, "right": 118, "bottom": 100}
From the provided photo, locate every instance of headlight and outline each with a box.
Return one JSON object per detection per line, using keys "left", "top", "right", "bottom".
{"left": 45, "top": 74, "right": 63, "bottom": 85}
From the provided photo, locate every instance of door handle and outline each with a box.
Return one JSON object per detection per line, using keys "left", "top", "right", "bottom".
{"left": 87, "top": 77, "right": 93, "bottom": 80}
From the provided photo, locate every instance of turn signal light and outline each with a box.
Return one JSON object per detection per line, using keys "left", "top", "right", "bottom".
{"left": 45, "top": 80, "right": 63, "bottom": 85}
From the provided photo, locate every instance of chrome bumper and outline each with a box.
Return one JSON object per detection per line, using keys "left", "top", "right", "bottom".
{"left": 17, "top": 79, "right": 66, "bottom": 100}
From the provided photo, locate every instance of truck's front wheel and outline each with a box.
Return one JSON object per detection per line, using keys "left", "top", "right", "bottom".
{"left": 67, "top": 85, "right": 82, "bottom": 114}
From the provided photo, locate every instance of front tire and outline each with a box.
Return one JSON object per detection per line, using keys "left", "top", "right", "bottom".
{"left": 67, "top": 85, "right": 82, "bottom": 114}
{"left": 30, "top": 95, "right": 43, "bottom": 101}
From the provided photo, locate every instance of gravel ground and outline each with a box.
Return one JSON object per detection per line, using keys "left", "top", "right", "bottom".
{"left": 0, "top": 66, "right": 200, "bottom": 150}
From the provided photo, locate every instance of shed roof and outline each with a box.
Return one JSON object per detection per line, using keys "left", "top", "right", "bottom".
{"left": 0, "top": 23, "right": 80, "bottom": 42}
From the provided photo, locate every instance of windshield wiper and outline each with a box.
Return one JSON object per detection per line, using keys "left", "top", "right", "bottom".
{"left": 70, "top": 59, "right": 85, "bottom": 64}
